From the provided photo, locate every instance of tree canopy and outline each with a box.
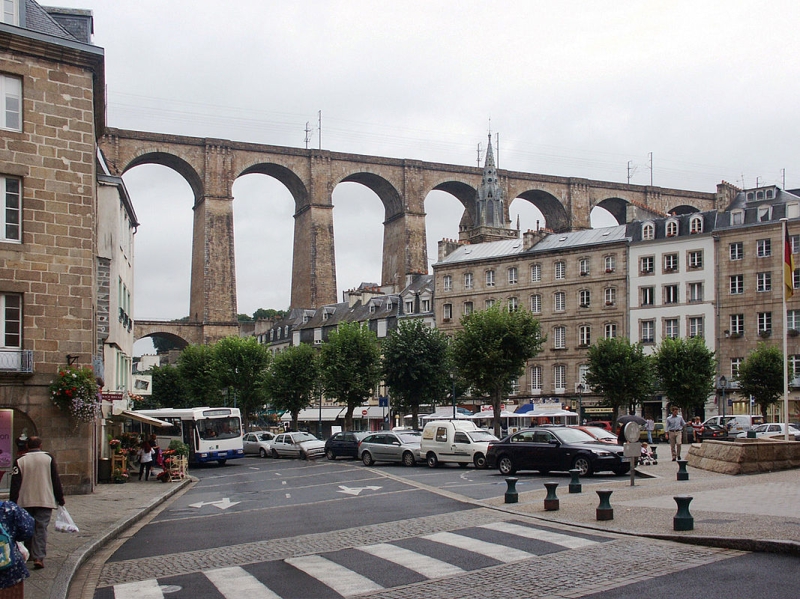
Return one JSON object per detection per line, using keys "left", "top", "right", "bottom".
{"left": 585, "top": 337, "right": 654, "bottom": 419}
{"left": 176, "top": 344, "right": 220, "bottom": 407}
{"left": 382, "top": 319, "right": 452, "bottom": 429}
{"left": 451, "top": 303, "right": 544, "bottom": 437}
{"left": 264, "top": 343, "right": 319, "bottom": 431}
{"left": 653, "top": 336, "right": 716, "bottom": 417}
{"left": 214, "top": 336, "right": 272, "bottom": 429}
{"left": 319, "top": 322, "right": 382, "bottom": 430}
{"left": 735, "top": 343, "right": 785, "bottom": 418}
{"left": 148, "top": 363, "right": 187, "bottom": 409}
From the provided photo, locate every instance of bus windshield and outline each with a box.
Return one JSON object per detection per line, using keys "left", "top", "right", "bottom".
{"left": 197, "top": 417, "right": 241, "bottom": 440}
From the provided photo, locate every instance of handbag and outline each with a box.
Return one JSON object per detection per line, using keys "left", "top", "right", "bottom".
{"left": 54, "top": 506, "right": 78, "bottom": 533}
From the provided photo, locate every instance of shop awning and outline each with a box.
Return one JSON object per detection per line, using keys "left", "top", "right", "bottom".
{"left": 281, "top": 407, "right": 344, "bottom": 422}
{"left": 120, "top": 410, "right": 173, "bottom": 427}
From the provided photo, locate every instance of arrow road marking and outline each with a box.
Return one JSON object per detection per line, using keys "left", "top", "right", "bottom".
{"left": 337, "top": 485, "right": 382, "bottom": 496}
{"left": 188, "top": 497, "right": 240, "bottom": 510}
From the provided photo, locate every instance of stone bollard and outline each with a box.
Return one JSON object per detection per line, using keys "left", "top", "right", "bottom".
{"left": 673, "top": 495, "right": 694, "bottom": 531}
{"left": 568, "top": 468, "right": 582, "bottom": 494}
{"left": 596, "top": 489, "right": 613, "bottom": 520}
{"left": 543, "top": 482, "right": 559, "bottom": 511}
{"left": 676, "top": 459, "right": 689, "bottom": 481}
{"left": 504, "top": 477, "right": 519, "bottom": 504}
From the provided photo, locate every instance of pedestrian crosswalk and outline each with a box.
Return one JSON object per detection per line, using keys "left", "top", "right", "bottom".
{"left": 109, "top": 520, "right": 609, "bottom": 598}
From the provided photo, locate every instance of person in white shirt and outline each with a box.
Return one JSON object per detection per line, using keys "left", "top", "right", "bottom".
{"left": 666, "top": 406, "right": 687, "bottom": 461}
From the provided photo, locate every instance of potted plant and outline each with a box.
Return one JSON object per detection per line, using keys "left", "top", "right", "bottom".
{"left": 49, "top": 364, "right": 99, "bottom": 422}
{"left": 111, "top": 467, "right": 128, "bottom": 484}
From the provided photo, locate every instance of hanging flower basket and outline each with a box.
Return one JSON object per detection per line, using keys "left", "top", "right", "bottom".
{"left": 49, "top": 365, "right": 99, "bottom": 422}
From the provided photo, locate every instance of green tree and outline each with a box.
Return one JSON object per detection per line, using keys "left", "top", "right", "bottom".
{"left": 214, "top": 336, "right": 271, "bottom": 430}
{"left": 654, "top": 336, "right": 716, "bottom": 417}
{"left": 253, "top": 308, "right": 287, "bottom": 321}
{"left": 319, "top": 322, "right": 382, "bottom": 430}
{"left": 177, "top": 344, "right": 221, "bottom": 407}
{"left": 735, "top": 343, "right": 785, "bottom": 418}
{"left": 585, "top": 337, "right": 654, "bottom": 419}
{"left": 150, "top": 363, "right": 190, "bottom": 408}
{"left": 265, "top": 343, "right": 319, "bottom": 431}
{"left": 237, "top": 313, "right": 253, "bottom": 322}
{"left": 151, "top": 335, "right": 184, "bottom": 355}
{"left": 382, "top": 319, "right": 452, "bottom": 429}
{"left": 451, "top": 303, "right": 544, "bottom": 437}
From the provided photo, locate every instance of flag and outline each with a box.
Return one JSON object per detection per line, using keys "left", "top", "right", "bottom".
{"left": 785, "top": 225, "right": 795, "bottom": 300}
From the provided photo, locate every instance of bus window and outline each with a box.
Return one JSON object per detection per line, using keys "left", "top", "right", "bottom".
{"left": 197, "top": 417, "right": 241, "bottom": 440}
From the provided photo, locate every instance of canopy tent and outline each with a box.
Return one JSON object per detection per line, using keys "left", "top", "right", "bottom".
{"left": 280, "top": 407, "right": 343, "bottom": 422}
{"left": 120, "top": 410, "right": 173, "bottom": 428}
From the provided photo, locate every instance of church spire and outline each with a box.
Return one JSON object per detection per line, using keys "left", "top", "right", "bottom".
{"left": 476, "top": 133, "right": 505, "bottom": 227}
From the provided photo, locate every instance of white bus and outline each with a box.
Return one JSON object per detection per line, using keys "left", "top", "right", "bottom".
{"left": 134, "top": 407, "right": 245, "bottom": 465}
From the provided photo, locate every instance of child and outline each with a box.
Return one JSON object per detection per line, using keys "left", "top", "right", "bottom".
{"left": 639, "top": 442, "right": 656, "bottom": 466}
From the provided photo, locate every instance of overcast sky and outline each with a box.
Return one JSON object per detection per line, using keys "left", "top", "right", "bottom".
{"left": 50, "top": 1, "right": 800, "bottom": 352}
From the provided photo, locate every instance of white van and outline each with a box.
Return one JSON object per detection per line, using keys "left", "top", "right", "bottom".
{"left": 420, "top": 420, "right": 498, "bottom": 469}
{"left": 702, "top": 415, "right": 765, "bottom": 438}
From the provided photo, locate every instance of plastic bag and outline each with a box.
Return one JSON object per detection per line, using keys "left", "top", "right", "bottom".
{"left": 54, "top": 506, "right": 78, "bottom": 533}
{"left": 16, "top": 542, "right": 28, "bottom": 562}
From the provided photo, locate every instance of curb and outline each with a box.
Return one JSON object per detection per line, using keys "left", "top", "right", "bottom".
{"left": 52, "top": 477, "right": 192, "bottom": 599}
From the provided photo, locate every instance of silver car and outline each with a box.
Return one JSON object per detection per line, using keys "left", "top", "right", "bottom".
{"left": 358, "top": 431, "right": 422, "bottom": 467}
{"left": 270, "top": 432, "right": 326, "bottom": 460}
{"left": 242, "top": 431, "right": 275, "bottom": 458}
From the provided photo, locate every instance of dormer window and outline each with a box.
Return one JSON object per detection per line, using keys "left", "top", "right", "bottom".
{"left": 2, "top": 1, "right": 19, "bottom": 26}
{"left": 689, "top": 215, "right": 703, "bottom": 234}
{"left": 666, "top": 220, "right": 678, "bottom": 237}
{"left": 642, "top": 222, "right": 655, "bottom": 240}
{"left": 757, "top": 206, "right": 772, "bottom": 222}
{"left": 731, "top": 209, "right": 744, "bottom": 225}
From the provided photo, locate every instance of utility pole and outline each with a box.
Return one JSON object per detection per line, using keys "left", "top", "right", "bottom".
{"left": 496, "top": 132, "right": 500, "bottom": 169}
{"left": 304, "top": 122, "right": 312, "bottom": 149}
{"left": 627, "top": 160, "right": 633, "bottom": 184}
{"left": 782, "top": 168, "right": 786, "bottom": 189}
{"left": 476, "top": 143, "right": 482, "bottom": 167}
{"left": 318, "top": 110, "right": 322, "bottom": 150}
{"left": 648, "top": 152, "right": 653, "bottom": 186}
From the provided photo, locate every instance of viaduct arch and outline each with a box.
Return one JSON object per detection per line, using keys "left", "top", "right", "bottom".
{"left": 99, "top": 128, "right": 719, "bottom": 343}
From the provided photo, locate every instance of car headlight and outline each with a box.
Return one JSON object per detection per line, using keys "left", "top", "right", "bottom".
{"left": 592, "top": 449, "right": 611, "bottom": 456}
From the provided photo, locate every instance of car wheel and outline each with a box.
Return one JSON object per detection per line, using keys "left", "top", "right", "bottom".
{"left": 402, "top": 451, "right": 415, "bottom": 467}
{"left": 271, "top": 448, "right": 279, "bottom": 459}
{"left": 326, "top": 449, "right": 336, "bottom": 461}
{"left": 613, "top": 465, "right": 630, "bottom": 476}
{"left": 426, "top": 453, "right": 439, "bottom": 468}
{"left": 259, "top": 448, "right": 267, "bottom": 458}
{"left": 473, "top": 453, "right": 487, "bottom": 469}
{"left": 362, "top": 451, "right": 374, "bottom": 466}
{"left": 498, "top": 455, "right": 516, "bottom": 475}
{"left": 300, "top": 451, "right": 308, "bottom": 460}
{"left": 572, "top": 455, "right": 593, "bottom": 477}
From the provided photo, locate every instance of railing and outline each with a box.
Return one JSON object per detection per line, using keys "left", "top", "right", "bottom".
{"left": 0, "top": 349, "right": 33, "bottom": 373}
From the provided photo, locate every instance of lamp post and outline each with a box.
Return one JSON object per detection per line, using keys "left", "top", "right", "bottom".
{"left": 719, "top": 375, "right": 727, "bottom": 418}
{"left": 451, "top": 372, "right": 457, "bottom": 419}
{"left": 576, "top": 383, "right": 584, "bottom": 424}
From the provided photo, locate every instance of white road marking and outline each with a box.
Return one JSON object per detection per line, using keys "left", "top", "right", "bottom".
{"left": 480, "top": 521, "right": 598, "bottom": 549}
{"left": 285, "top": 493, "right": 291, "bottom": 498}
{"left": 114, "top": 579, "right": 163, "bottom": 598}
{"left": 204, "top": 566, "right": 282, "bottom": 599}
{"left": 423, "top": 531, "right": 532, "bottom": 563}
{"left": 358, "top": 543, "right": 465, "bottom": 578}
{"left": 286, "top": 555, "right": 383, "bottom": 596}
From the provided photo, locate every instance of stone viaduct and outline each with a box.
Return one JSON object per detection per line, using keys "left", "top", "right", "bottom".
{"left": 98, "top": 128, "right": 720, "bottom": 345}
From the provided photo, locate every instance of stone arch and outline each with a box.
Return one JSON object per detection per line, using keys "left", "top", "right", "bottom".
{"left": 134, "top": 331, "right": 191, "bottom": 351}
{"left": 515, "top": 189, "right": 571, "bottom": 232}
{"left": 339, "top": 172, "right": 403, "bottom": 220}
{"left": 238, "top": 162, "right": 309, "bottom": 211}
{"left": 122, "top": 151, "right": 204, "bottom": 205}
{"left": 594, "top": 197, "right": 630, "bottom": 225}
{"left": 668, "top": 204, "right": 700, "bottom": 215}
{"left": 431, "top": 180, "right": 478, "bottom": 227}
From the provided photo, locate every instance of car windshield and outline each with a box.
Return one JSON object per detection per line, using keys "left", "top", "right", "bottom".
{"left": 257, "top": 433, "right": 272, "bottom": 441}
{"left": 293, "top": 433, "right": 318, "bottom": 443}
{"left": 398, "top": 433, "right": 421, "bottom": 444}
{"left": 468, "top": 430, "right": 499, "bottom": 442}
{"left": 751, "top": 425, "right": 768, "bottom": 432}
{"left": 554, "top": 428, "right": 601, "bottom": 444}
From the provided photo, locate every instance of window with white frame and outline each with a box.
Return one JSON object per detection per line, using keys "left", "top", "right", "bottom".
{"left": 421, "top": 299, "right": 430, "bottom": 312}
{"left": 730, "top": 357, "right": 742, "bottom": 378}
{"left": 689, "top": 216, "right": 703, "bottom": 234}
{"left": 530, "top": 294, "right": 541, "bottom": 313}
{"left": 665, "top": 318, "right": 679, "bottom": 339}
{"left": 509, "top": 378, "right": 519, "bottom": 395}
{"left": 688, "top": 250, "right": 703, "bottom": 269}
{"left": 508, "top": 297, "right": 518, "bottom": 312}
{"left": 758, "top": 311, "right": 772, "bottom": 333}
{"left": 554, "top": 261, "right": 565, "bottom": 280}
{"left": 554, "top": 291, "right": 565, "bottom": 312}
{"left": 757, "top": 239, "right": 771, "bottom": 257}
{"left": 789, "top": 204, "right": 800, "bottom": 219}
{"left": 790, "top": 356, "right": 800, "bottom": 381}
{"left": 666, "top": 220, "right": 678, "bottom": 236}
{"left": 554, "top": 365, "right": 566, "bottom": 392}
{"left": 795, "top": 268, "right": 800, "bottom": 290}
{"left": 640, "top": 256, "right": 654, "bottom": 274}
{"left": 688, "top": 316, "right": 703, "bottom": 339}
{"left": 530, "top": 263, "right": 541, "bottom": 282}
{"left": 664, "top": 253, "right": 678, "bottom": 271}
{"left": 579, "top": 258, "right": 590, "bottom": 276}
{"left": 1, "top": 75, "right": 21, "bottom": 131}
{"left": 757, "top": 206, "right": 772, "bottom": 222}
{"left": 604, "top": 287, "right": 616, "bottom": 305}
{"left": 730, "top": 313, "right": 744, "bottom": 335}
{"left": 485, "top": 270, "right": 495, "bottom": 287}
{"left": 404, "top": 300, "right": 413, "bottom": 313}
{"left": 756, "top": 272, "right": 771, "bottom": 293}
{"left": 579, "top": 289, "right": 590, "bottom": 308}
{"left": 2, "top": 0, "right": 19, "bottom": 25}
{"left": 1, "top": 176, "right": 20, "bottom": 242}
{"left": 463, "top": 301, "right": 473, "bottom": 315}
{"left": 530, "top": 366, "right": 542, "bottom": 393}
{"left": 731, "top": 210, "right": 744, "bottom": 225}
{"left": 604, "top": 323, "right": 617, "bottom": 338}
{"left": 641, "top": 320, "right": 655, "bottom": 343}
{"left": 508, "top": 267, "right": 518, "bottom": 285}
{"left": 642, "top": 222, "right": 655, "bottom": 240}
{"left": 443, "top": 275, "right": 452, "bottom": 291}
{"left": 0, "top": 293, "right": 21, "bottom": 349}
{"left": 554, "top": 326, "right": 566, "bottom": 349}
{"left": 688, "top": 282, "right": 703, "bottom": 302}
{"left": 604, "top": 255, "right": 616, "bottom": 272}
{"left": 730, "top": 275, "right": 744, "bottom": 295}
{"left": 788, "top": 309, "right": 800, "bottom": 331}
{"left": 443, "top": 303, "right": 452, "bottom": 320}
{"left": 464, "top": 272, "right": 473, "bottom": 289}
{"left": 641, "top": 286, "right": 655, "bottom": 306}
{"left": 791, "top": 235, "right": 800, "bottom": 254}
{"left": 579, "top": 325, "right": 591, "bottom": 346}
{"left": 664, "top": 284, "right": 678, "bottom": 304}
{"left": 729, "top": 242, "right": 743, "bottom": 260}
{"left": 485, "top": 299, "right": 495, "bottom": 309}
{"left": 578, "top": 364, "right": 590, "bottom": 386}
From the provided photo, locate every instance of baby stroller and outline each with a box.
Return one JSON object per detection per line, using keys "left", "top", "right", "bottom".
{"left": 638, "top": 442, "right": 657, "bottom": 466}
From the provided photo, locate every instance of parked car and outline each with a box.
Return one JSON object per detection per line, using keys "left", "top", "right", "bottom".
{"left": 358, "top": 430, "right": 422, "bottom": 467}
{"left": 749, "top": 423, "right": 800, "bottom": 440}
{"left": 638, "top": 423, "right": 666, "bottom": 443}
{"left": 703, "top": 415, "right": 765, "bottom": 438}
{"left": 585, "top": 420, "right": 613, "bottom": 432}
{"left": 325, "top": 431, "right": 369, "bottom": 460}
{"left": 242, "top": 431, "right": 275, "bottom": 458}
{"left": 420, "top": 420, "right": 498, "bottom": 468}
{"left": 699, "top": 423, "right": 729, "bottom": 441}
{"left": 486, "top": 427, "right": 629, "bottom": 476}
{"left": 574, "top": 426, "right": 618, "bottom": 444}
{"left": 270, "top": 432, "right": 326, "bottom": 460}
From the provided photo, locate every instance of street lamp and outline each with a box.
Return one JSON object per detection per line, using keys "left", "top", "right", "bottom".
{"left": 576, "top": 383, "right": 584, "bottom": 423}
{"left": 451, "top": 372, "right": 457, "bottom": 419}
{"left": 719, "top": 375, "right": 727, "bottom": 418}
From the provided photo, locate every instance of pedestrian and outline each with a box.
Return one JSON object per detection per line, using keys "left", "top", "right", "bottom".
{"left": 666, "top": 406, "right": 686, "bottom": 461}
{"left": 691, "top": 417, "right": 704, "bottom": 443}
{"left": 0, "top": 500, "right": 35, "bottom": 598}
{"left": 9, "top": 436, "right": 65, "bottom": 570}
{"left": 149, "top": 434, "right": 163, "bottom": 470}
{"left": 137, "top": 441, "right": 154, "bottom": 481}
{"left": 645, "top": 418, "right": 655, "bottom": 444}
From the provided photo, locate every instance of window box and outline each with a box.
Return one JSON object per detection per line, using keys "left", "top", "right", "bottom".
{"left": 789, "top": 329, "right": 799, "bottom": 337}
{"left": 580, "top": 271, "right": 589, "bottom": 276}
{"left": 729, "top": 332, "right": 742, "bottom": 339}
{"left": 578, "top": 343, "right": 590, "bottom": 348}
{"left": 759, "top": 330, "right": 772, "bottom": 338}
{"left": 579, "top": 303, "right": 590, "bottom": 308}
{"left": 642, "top": 337, "right": 654, "bottom": 343}
{"left": 605, "top": 301, "right": 614, "bottom": 306}
{"left": 664, "top": 267, "right": 676, "bottom": 273}
{"left": 667, "top": 232, "right": 676, "bottom": 237}
{"left": 605, "top": 268, "right": 614, "bottom": 273}
{"left": 442, "top": 318, "right": 450, "bottom": 323}
{"left": 641, "top": 270, "right": 653, "bottom": 275}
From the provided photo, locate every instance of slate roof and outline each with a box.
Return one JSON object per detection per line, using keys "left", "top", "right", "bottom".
{"left": 25, "top": 1, "right": 79, "bottom": 41}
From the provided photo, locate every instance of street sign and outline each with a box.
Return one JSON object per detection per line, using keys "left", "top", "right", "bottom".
{"left": 361, "top": 409, "right": 368, "bottom": 416}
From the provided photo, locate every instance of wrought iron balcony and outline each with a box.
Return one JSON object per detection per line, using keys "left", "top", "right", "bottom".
{"left": 0, "top": 349, "right": 33, "bottom": 373}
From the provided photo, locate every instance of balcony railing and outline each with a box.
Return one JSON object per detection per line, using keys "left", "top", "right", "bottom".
{"left": 0, "top": 349, "right": 33, "bottom": 373}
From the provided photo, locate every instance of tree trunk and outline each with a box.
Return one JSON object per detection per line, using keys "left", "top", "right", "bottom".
{"left": 344, "top": 404, "right": 355, "bottom": 431}
{"left": 492, "top": 390, "right": 503, "bottom": 438}
{"left": 291, "top": 410, "right": 299, "bottom": 432}
{"left": 411, "top": 406, "right": 419, "bottom": 430}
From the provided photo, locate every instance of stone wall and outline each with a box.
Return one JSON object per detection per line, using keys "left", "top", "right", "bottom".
{"left": 687, "top": 439, "right": 800, "bottom": 475}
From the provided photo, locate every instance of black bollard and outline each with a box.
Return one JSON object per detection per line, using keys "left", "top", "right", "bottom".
{"left": 673, "top": 495, "right": 694, "bottom": 530}
{"left": 651, "top": 446, "right": 658, "bottom": 463}
{"left": 596, "top": 489, "right": 613, "bottom": 521}
{"left": 677, "top": 459, "right": 689, "bottom": 481}
{"left": 568, "top": 468, "right": 582, "bottom": 494}
{"left": 504, "top": 477, "right": 519, "bottom": 504}
{"left": 543, "top": 482, "right": 559, "bottom": 511}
